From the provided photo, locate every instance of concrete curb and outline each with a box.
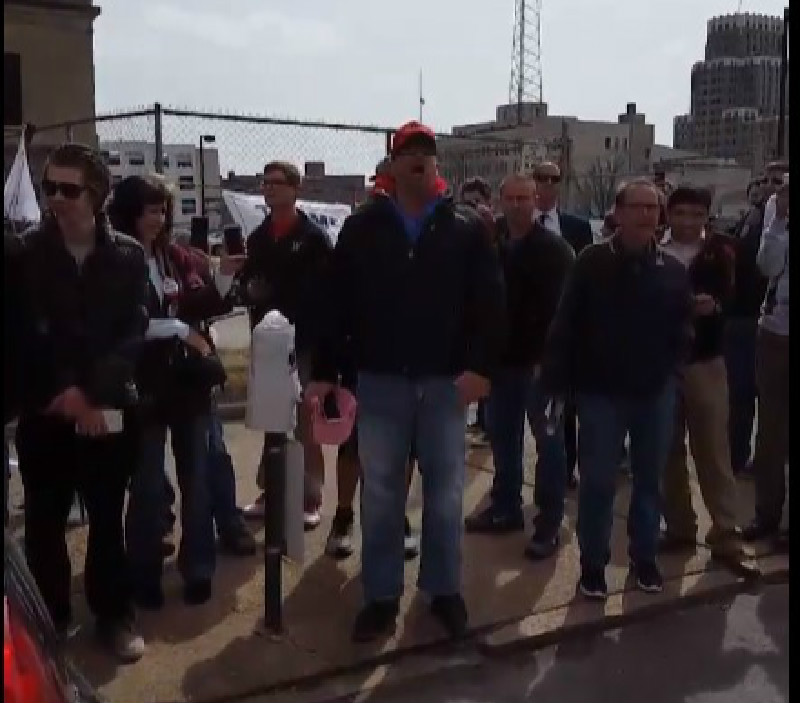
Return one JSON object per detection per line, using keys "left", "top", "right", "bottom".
{"left": 202, "top": 559, "right": 789, "bottom": 703}
{"left": 477, "top": 561, "right": 790, "bottom": 657}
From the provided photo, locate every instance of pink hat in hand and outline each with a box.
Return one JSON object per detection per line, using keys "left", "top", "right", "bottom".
{"left": 310, "top": 387, "right": 357, "bottom": 446}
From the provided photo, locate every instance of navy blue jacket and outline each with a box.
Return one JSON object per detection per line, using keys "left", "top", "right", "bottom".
{"left": 313, "top": 194, "right": 506, "bottom": 383}
{"left": 559, "top": 212, "right": 594, "bottom": 256}
{"left": 541, "top": 238, "right": 693, "bottom": 398}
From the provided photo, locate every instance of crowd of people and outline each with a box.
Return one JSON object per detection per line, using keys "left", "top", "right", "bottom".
{"left": 2, "top": 120, "right": 789, "bottom": 663}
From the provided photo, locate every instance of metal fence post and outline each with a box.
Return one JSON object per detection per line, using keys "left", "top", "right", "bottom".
{"left": 154, "top": 103, "right": 164, "bottom": 175}
{"left": 385, "top": 130, "right": 393, "bottom": 156}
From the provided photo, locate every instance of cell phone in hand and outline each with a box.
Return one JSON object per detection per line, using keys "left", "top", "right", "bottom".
{"left": 223, "top": 225, "right": 245, "bottom": 255}
{"left": 323, "top": 391, "right": 341, "bottom": 420}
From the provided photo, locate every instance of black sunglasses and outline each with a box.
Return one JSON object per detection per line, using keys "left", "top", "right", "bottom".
{"left": 42, "top": 179, "right": 86, "bottom": 200}
{"left": 534, "top": 174, "right": 561, "bottom": 185}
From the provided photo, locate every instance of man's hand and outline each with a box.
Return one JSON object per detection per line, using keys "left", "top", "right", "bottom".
{"left": 304, "top": 381, "right": 336, "bottom": 406}
{"left": 693, "top": 293, "right": 718, "bottom": 316}
{"left": 454, "top": 371, "right": 491, "bottom": 407}
{"left": 46, "top": 386, "right": 90, "bottom": 419}
{"left": 75, "top": 408, "right": 109, "bottom": 437}
{"left": 220, "top": 253, "right": 247, "bottom": 276}
{"left": 185, "top": 329, "right": 212, "bottom": 357}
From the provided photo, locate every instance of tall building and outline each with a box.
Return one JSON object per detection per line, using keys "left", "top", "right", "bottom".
{"left": 438, "top": 101, "right": 655, "bottom": 216}
{"left": 674, "top": 13, "right": 789, "bottom": 172}
{"left": 100, "top": 141, "right": 223, "bottom": 232}
{"left": 4, "top": 0, "right": 100, "bottom": 179}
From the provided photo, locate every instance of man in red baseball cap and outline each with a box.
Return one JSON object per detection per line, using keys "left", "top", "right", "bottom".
{"left": 307, "top": 120, "right": 506, "bottom": 642}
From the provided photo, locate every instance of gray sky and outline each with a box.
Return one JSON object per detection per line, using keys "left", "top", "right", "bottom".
{"left": 93, "top": 0, "right": 786, "bottom": 173}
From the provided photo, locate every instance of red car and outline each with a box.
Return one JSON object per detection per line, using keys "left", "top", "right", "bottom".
{"left": 4, "top": 530, "right": 100, "bottom": 703}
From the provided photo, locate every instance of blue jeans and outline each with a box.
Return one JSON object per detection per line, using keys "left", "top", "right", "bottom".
{"left": 126, "top": 416, "right": 216, "bottom": 586}
{"left": 357, "top": 373, "right": 466, "bottom": 603}
{"left": 724, "top": 318, "right": 758, "bottom": 471}
{"left": 207, "top": 410, "right": 241, "bottom": 533}
{"left": 576, "top": 380, "right": 676, "bottom": 570}
{"left": 487, "top": 369, "right": 566, "bottom": 534}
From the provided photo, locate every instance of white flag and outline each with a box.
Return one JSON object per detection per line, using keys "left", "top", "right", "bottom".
{"left": 4, "top": 132, "right": 40, "bottom": 225}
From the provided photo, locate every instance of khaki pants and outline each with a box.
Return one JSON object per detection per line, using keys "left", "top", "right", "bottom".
{"left": 753, "top": 328, "right": 790, "bottom": 527}
{"left": 256, "top": 355, "right": 325, "bottom": 506}
{"left": 663, "top": 357, "right": 740, "bottom": 539}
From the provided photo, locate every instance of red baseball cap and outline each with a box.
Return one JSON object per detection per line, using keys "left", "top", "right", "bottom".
{"left": 391, "top": 121, "right": 437, "bottom": 157}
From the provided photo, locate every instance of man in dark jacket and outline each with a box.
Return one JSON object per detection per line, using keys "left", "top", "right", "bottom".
{"left": 11, "top": 144, "right": 149, "bottom": 661}
{"left": 235, "top": 161, "right": 332, "bottom": 528}
{"left": 464, "top": 173, "right": 574, "bottom": 561}
{"left": 308, "top": 121, "right": 506, "bottom": 643}
{"left": 659, "top": 186, "right": 757, "bottom": 577}
{"left": 725, "top": 161, "right": 788, "bottom": 475}
{"left": 542, "top": 178, "right": 693, "bottom": 600}
{"left": 531, "top": 161, "right": 593, "bottom": 489}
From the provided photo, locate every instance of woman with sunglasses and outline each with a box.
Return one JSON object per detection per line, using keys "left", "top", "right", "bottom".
{"left": 10, "top": 143, "right": 149, "bottom": 661}
{"left": 107, "top": 174, "right": 242, "bottom": 610}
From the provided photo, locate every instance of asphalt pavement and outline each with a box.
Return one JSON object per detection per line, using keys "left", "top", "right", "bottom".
{"left": 307, "top": 584, "right": 789, "bottom": 703}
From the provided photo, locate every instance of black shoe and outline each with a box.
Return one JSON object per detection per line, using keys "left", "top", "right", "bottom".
{"left": 430, "top": 594, "right": 468, "bottom": 640}
{"left": 658, "top": 532, "right": 697, "bottom": 554}
{"left": 464, "top": 506, "right": 525, "bottom": 534}
{"left": 183, "top": 579, "right": 212, "bottom": 606}
{"left": 524, "top": 529, "right": 560, "bottom": 561}
{"left": 325, "top": 508, "right": 355, "bottom": 559}
{"left": 579, "top": 568, "right": 608, "bottom": 600}
{"left": 742, "top": 519, "right": 780, "bottom": 542}
{"left": 352, "top": 600, "right": 399, "bottom": 643}
{"left": 631, "top": 560, "right": 663, "bottom": 593}
{"left": 219, "top": 515, "right": 257, "bottom": 556}
{"left": 133, "top": 583, "right": 165, "bottom": 611}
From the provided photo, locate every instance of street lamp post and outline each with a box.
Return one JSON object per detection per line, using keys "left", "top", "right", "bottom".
{"left": 199, "top": 134, "right": 215, "bottom": 218}
{"left": 777, "top": 7, "right": 789, "bottom": 159}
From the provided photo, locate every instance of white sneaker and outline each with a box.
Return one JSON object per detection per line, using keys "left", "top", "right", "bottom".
{"left": 97, "top": 619, "right": 145, "bottom": 663}
{"left": 304, "top": 508, "right": 322, "bottom": 531}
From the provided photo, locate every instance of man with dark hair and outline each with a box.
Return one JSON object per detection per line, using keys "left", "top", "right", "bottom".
{"left": 725, "top": 161, "right": 788, "bottom": 476}
{"left": 308, "top": 121, "right": 506, "bottom": 643}
{"left": 531, "top": 161, "right": 593, "bottom": 491}
{"left": 10, "top": 143, "right": 149, "bottom": 660}
{"left": 236, "top": 160, "right": 332, "bottom": 529}
{"left": 464, "top": 173, "right": 574, "bottom": 562}
{"left": 659, "top": 185, "right": 758, "bottom": 576}
{"left": 542, "top": 178, "right": 693, "bottom": 599}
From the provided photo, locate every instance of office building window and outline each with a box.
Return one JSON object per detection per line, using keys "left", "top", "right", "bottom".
{"left": 181, "top": 198, "right": 196, "bottom": 215}
{"left": 605, "top": 137, "right": 612, "bottom": 150}
{"left": 127, "top": 152, "right": 145, "bottom": 166}
{"left": 178, "top": 175, "right": 195, "bottom": 191}
{"left": 4, "top": 53, "right": 22, "bottom": 126}
{"left": 107, "top": 152, "right": 121, "bottom": 166}
{"left": 176, "top": 153, "right": 193, "bottom": 168}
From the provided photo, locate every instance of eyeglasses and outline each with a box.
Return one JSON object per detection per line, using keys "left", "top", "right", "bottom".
{"left": 41, "top": 179, "right": 86, "bottom": 200}
{"left": 262, "top": 179, "right": 291, "bottom": 187}
{"left": 534, "top": 175, "right": 561, "bottom": 185}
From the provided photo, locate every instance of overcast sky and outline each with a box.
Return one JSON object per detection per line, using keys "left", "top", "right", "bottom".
{"left": 93, "top": 0, "right": 786, "bottom": 172}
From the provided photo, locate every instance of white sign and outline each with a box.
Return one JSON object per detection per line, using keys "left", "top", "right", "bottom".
{"left": 221, "top": 190, "right": 351, "bottom": 245}
{"left": 4, "top": 133, "right": 40, "bottom": 226}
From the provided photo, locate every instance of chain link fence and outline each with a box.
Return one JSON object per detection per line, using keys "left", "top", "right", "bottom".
{"left": 25, "top": 104, "right": 612, "bottom": 223}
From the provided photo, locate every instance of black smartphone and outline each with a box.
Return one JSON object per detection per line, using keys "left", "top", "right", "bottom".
{"left": 190, "top": 216, "right": 209, "bottom": 254}
{"left": 323, "top": 391, "right": 341, "bottom": 420}
{"left": 223, "top": 225, "right": 245, "bottom": 255}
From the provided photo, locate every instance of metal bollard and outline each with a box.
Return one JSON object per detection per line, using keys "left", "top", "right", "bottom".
{"left": 263, "top": 431, "right": 287, "bottom": 634}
